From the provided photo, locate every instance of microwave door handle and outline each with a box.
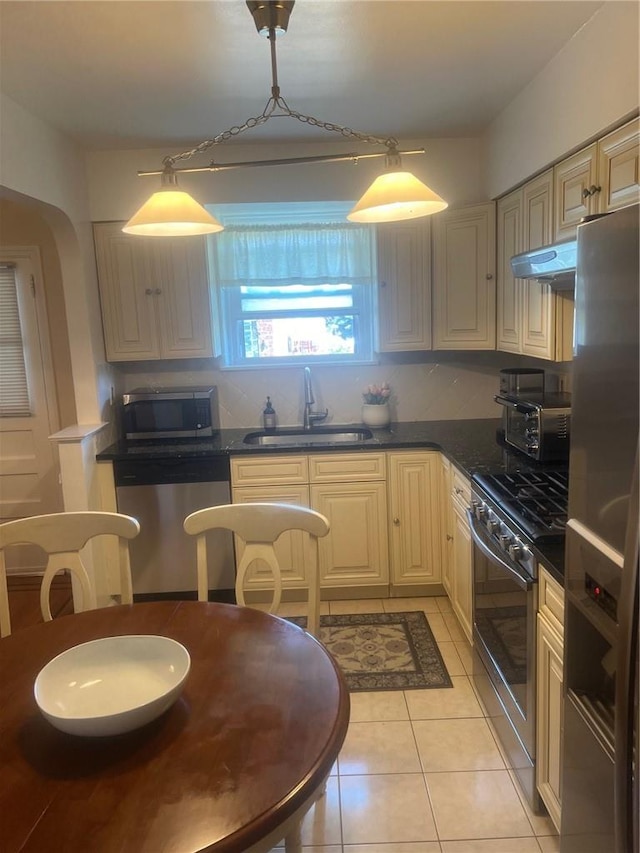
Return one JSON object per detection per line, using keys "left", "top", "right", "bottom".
{"left": 466, "top": 510, "right": 533, "bottom": 592}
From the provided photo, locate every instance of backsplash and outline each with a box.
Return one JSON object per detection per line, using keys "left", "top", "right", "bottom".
{"left": 118, "top": 354, "right": 570, "bottom": 430}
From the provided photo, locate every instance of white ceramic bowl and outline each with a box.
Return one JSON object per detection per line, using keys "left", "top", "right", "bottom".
{"left": 34, "top": 635, "right": 191, "bottom": 736}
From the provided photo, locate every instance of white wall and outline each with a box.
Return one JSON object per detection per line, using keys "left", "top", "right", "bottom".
{"left": 485, "top": 2, "right": 640, "bottom": 198}
{"left": 0, "top": 93, "right": 116, "bottom": 428}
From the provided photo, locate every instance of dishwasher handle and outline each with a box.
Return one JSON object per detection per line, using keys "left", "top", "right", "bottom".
{"left": 114, "top": 456, "right": 231, "bottom": 487}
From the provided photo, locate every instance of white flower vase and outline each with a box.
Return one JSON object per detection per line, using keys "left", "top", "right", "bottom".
{"left": 361, "top": 403, "right": 390, "bottom": 428}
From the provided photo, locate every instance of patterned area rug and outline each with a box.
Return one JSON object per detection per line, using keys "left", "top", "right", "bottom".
{"left": 287, "top": 611, "right": 452, "bottom": 692}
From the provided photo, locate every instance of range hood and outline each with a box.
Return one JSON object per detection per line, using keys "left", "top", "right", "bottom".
{"left": 510, "top": 239, "right": 576, "bottom": 289}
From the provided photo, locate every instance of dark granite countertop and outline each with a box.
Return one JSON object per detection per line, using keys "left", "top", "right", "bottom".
{"left": 96, "top": 417, "right": 565, "bottom": 582}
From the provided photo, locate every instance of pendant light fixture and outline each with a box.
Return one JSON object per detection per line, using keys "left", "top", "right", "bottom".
{"left": 123, "top": 0, "right": 447, "bottom": 237}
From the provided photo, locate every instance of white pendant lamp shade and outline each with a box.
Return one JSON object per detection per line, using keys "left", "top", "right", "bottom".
{"left": 122, "top": 188, "right": 224, "bottom": 237}
{"left": 347, "top": 171, "right": 448, "bottom": 223}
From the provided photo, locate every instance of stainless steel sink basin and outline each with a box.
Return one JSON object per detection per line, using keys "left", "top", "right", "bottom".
{"left": 243, "top": 427, "right": 374, "bottom": 447}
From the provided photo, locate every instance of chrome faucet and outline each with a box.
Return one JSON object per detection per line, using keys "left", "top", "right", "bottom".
{"left": 303, "top": 367, "right": 328, "bottom": 430}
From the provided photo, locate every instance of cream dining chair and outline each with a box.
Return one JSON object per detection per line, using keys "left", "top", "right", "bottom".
{"left": 183, "top": 502, "right": 330, "bottom": 638}
{"left": 0, "top": 511, "right": 140, "bottom": 638}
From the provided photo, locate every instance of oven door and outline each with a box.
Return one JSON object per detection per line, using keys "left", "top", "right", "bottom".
{"left": 468, "top": 509, "right": 537, "bottom": 757}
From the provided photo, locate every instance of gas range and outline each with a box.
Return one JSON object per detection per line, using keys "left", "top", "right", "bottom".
{"left": 470, "top": 468, "right": 569, "bottom": 579}
{"left": 473, "top": 469, "right": 568, "bottom": 543}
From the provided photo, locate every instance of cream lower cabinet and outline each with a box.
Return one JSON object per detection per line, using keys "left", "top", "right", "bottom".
{"left": 449, "top": 466, "right": 473, "bottom": 642}
{"left": 309, "top": 453, "right": 388, "bottom": 591}
{"left": 536, "top": 566, "right": 565, "bottom": 832}
{"left": 230, "top": 455, "right": 311, "bottom": 595}
{"left": 439, "top": 454, "right": 453, "bottom": 598}
{"left": 387, "top": 451, "right": 442, "bottom": 592}
{"left": 230, "top": 452, "right": 389, "bottom": 596}
{"left": 93, "top": 222, "right": 216, "bottom": 361}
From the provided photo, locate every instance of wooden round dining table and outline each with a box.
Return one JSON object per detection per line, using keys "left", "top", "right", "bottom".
{"left": 0, "top": 601, "right": 350, "bottom": 853}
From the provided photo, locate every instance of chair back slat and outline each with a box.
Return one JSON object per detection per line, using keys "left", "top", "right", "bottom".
{"left": 184, "top": 502, "right": 329, "bottom": 639}
{"left": 0, "top": 511, "right": 140, "bottom": 637}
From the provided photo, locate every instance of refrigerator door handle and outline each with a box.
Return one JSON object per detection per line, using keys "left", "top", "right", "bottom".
{"left": 614, "top": 442, "right": 639, "bottom": 853}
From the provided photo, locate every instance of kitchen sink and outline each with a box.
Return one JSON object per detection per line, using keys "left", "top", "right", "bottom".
{"left": 243, "top": 427, "right": 374, "bottom": 447}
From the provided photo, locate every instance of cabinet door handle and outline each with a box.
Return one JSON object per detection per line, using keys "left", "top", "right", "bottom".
{"left": 393, "top": 517, "right": 400, "bottom": 525}
{"left": 154, "top": 288, "right": 162, "bottom": 295}
{"left": 446, "top": 534, "right": 453, "bottom": 541}
{"left": 455, "top": 487, "right": 463, "bottom": 495}
{"left": 145, "top": 288, "right": 153, "bottom": 295}
{"left": 380, "top": 281, "right": 387, "bottom": 288}
{"left": 583, "top": 184, "right": 602, "bottom": 199}
{"left": 485, "top": 273, "right": 493, "bottom": 280}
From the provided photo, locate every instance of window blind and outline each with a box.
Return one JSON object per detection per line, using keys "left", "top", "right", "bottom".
{"left": 0, "top": 264, "right": 31, "bottom": 417}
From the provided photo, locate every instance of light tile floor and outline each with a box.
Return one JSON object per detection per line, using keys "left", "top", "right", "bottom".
{"left": 267, "top": 595, "right": 560, "bottom": 853}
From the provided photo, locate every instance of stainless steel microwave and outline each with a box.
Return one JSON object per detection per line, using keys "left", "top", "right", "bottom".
{"left": 122, "top": 387, "right": 220, "bottom": 439}
{"left": 495, "top": 392, "right": 571, "bottom": 462}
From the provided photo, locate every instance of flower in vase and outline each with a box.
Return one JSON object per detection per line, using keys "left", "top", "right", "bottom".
{"left": 362, "top": 382, "right": 391, "bottom": 405}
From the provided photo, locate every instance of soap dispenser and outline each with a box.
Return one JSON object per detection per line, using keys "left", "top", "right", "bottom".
{"left": 263, "top": 397, "right": 276, "bottom": 430}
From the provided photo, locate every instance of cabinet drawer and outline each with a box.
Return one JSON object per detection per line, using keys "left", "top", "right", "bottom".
{"left": 451, "top": 466, "right": 471, "bottom": 507}
{"left": 309, "top": 452, "right": 386, "bottom": 483}
{"left": 230, "top": 454, "right": 308, "bottom": 487}
{"left": 539, "top": 567, "right": 565, "bottom": 637}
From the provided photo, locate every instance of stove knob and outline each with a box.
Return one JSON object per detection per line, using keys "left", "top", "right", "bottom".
{"left": 475, "top": 504, "right": 487, "bottom": 521}
{"left": 487, "top": 519, "right": 500, "bottom": 534}
{"left": 499, "top": 534, "right": 512, "bottom": 550}
{"left": 508, "top": 543, "right": 523, "bottom": 560}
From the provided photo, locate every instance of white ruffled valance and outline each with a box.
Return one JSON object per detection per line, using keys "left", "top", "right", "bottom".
{"left": 211, "top": 222, "right": 375, "bottom": 287}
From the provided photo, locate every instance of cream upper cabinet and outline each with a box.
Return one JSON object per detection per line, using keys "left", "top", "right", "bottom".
{"left": 536, "top": 567, "right": 565, "bottom": 832}
{"left": 523, "top": 169, "right": 553, "bottom": 250}
{"left": 497, "top": 171, "right": 573, "bottom": 362}
{"left": 553, "top": 144, "right": 598, "bottom": 242}
{"left": 554, "top": 117, "right": 640, "bottom": 241}
{"left": 598, "top": 117, "right": 640, "bottom": 213}
{"left": 94, "top": 222, "right": 215, "bottom": 362}
{"left": 376, "top": 219, "right": 432, "bottom": 351}
{"left": 387, "top": 451, "right": 442, "bottom": 590}
{"left": 496, "top": 189, "right": 523, "bottom": 354}
{"left": 432, "top": 202, "right": 496, "bottom": 350}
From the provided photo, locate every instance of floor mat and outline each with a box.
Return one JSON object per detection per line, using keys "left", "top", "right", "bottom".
{"left": 287, "top": 610, "right": 453, "bottom": 692}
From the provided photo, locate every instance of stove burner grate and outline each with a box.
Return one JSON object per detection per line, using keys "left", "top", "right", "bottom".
{"left": 473, "top": 469, "right": 569, "bottom": 543}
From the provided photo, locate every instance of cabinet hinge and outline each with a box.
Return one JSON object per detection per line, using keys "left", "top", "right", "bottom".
{"left": 30, "top": 274, "right": 36, "bottom": 297}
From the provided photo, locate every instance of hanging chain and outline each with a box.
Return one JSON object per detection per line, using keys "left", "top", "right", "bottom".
{"left": 163, "top": 27, "right": 397, "bottom": 168}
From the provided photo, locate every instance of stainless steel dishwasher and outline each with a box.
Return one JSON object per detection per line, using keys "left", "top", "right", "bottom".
{"left": 114, "top": 456, "right": 235, "bottom": 599}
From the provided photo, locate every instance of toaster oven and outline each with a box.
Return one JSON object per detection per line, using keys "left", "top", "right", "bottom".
{"left": 495, "top": 392, "right": 571, "bottom": 462}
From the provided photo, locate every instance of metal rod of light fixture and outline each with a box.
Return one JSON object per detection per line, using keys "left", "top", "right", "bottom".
{"left": 136, "top": 148, "right": 426, "bottom": 177}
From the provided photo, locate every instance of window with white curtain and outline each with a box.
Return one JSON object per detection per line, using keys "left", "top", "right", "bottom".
{"left": 208, "top": 203, "right": 376, "bottom": 368}
{"left": 0, "top": 263, "right": 30, "bottom": 416}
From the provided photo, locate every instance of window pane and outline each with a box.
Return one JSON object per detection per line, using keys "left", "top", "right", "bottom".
{"left": 0, "top": 265, "right": 30, "bottom": 417}
{"left": 242, "top": 316, "right": 355, "bottom": 359}
{"left": 240, "top": 283, "right": 353, "bottom": 312}
{"left": 241, "top": 295, "right": 353, "bottom": 312}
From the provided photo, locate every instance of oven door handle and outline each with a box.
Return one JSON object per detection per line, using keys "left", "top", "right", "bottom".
{"left": 466, "top": 510, "right": 534, "bottom": 592}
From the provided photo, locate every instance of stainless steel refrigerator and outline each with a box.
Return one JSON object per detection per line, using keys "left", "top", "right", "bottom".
{"left": 560, "top": 203, "right": 639, "bottom": 853}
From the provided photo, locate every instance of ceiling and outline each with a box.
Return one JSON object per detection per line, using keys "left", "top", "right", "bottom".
{"left": 0, "top": 1, "right": 603, "bottom": 155}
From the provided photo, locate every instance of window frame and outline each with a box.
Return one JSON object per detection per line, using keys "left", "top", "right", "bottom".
{"left": 209, "top": 203, "right": 377, "bottom": 370}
